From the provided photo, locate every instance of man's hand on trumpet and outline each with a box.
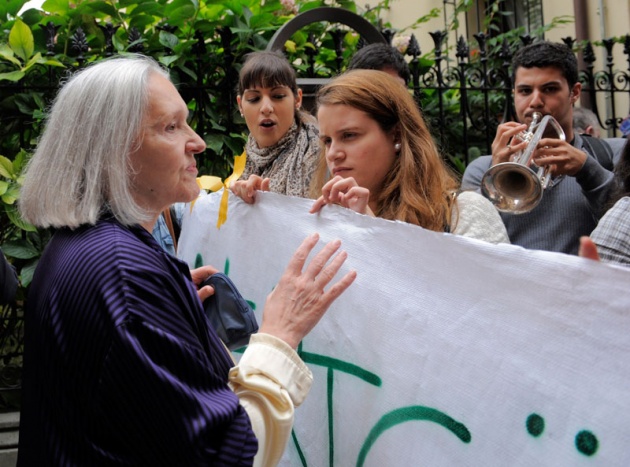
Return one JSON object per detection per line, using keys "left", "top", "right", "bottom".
{"left": 532, "top": 138, "right": 588, "bottom": 177}
{"left": 490, "top": 122, "right": 528, "bottom": 167}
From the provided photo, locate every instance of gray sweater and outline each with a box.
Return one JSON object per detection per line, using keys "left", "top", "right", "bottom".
{"left": 461, "top": 134, "right": 623, "bottom": 255}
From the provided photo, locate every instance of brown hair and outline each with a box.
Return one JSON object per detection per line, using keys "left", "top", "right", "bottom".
{"left": 238, "top": 51, "right": 298, "bottom": 96}
{"left": 237, "top": 50, "right": 310, "bottom": 126}
{"left": 310, "top": 69, "right": 459, "bottom": 232}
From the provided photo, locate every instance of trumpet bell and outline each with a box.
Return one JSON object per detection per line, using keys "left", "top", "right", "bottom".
{"left": 479, "top": 114, "right": 565, "bottom": 214}
{"left": 480, "top": 162, "right": 543, "bottom": 214}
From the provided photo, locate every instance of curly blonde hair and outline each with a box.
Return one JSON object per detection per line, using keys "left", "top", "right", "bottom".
{"left": 310, "top": 69, "right": 459, "bottom": 232}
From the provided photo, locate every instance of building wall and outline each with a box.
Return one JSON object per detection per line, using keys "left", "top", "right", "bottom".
{"left": 355, "top": 0, "right": 629, "bottom": 51}
{"left": 355, "top": 0, "right": 629, "bottom": 134}
{"left": 544, "top": 0, "right": 629, "bottom": 42}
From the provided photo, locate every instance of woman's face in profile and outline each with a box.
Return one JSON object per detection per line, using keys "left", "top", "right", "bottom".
{"left": 318, "top": 103, "right": 397, "bottom": 197}
{"left": 238, "top": 85, "right": 302, "bottom": 148}
{"left": 129, "top": 74, "right": 206, "bottom": 216}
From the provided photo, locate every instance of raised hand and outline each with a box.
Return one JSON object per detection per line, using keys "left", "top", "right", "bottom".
{"left": 259, "top": 233, "right": 357, "bottom": 348}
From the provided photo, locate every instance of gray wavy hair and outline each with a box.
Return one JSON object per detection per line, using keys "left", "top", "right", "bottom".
{"left": 19, "top": 54, "right": 169, "bottom": 228}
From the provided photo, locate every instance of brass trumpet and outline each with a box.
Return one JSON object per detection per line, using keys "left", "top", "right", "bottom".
{"left": 480, "top": 112, "right": 566, "bottom": 214}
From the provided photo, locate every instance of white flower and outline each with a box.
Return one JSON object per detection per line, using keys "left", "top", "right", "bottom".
{"left": 280, "top": 0, "right": 297, "bottom": 13}
{"left": 392, "top": 35, "right": 411, "bottom": 54}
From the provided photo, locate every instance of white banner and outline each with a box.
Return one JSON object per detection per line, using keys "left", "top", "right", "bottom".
{"left": 179, "top": 190, "right": 630, "bottom": 467}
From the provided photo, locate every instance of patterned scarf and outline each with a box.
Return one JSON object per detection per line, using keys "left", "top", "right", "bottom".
{"left": 241, "top": 119, "right": 320, "bottom": 198}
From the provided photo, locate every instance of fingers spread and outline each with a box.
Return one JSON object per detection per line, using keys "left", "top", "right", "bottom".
{"left": 259, "top": 237, "right": 356, "bottom": 348}
{"left": 303, "top": 239, "right": 342, "bottom": 283}
{"left": 284, "top": 233, "right": 320, "bottom": 275}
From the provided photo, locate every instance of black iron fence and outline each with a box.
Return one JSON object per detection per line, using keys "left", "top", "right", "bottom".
{"left": 2, "top": 20, "right": 629, "bottom": 173}
{"left": 1, "top": 11, "right": 630, "bottom": 407}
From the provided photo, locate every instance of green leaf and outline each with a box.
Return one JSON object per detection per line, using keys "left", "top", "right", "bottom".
{"left": 159, "top": 31, "right": 179, "bottom": 49}
{"left": 2, "top": 239, "right": 39, "bottom": 259}
{"left": 241, "top": 5, "right": 253, "bottom": 25}
{"left": 39, "top": 58, "right": 66, "bottom": 68}
{"left": 284, "top": 40, "right": 296, "bottom": 53}
{"left": 22, "top": 51, "right": 44, "bottom": 73}
{"left": 132, "top": 0, "right": 164, "bottom": 15}
{"left": 112, "top": 34, "right": 126, "bottom": 52}
{"left": 20, "top": 259, "right": 39, "bottom": 287}
{"left": 204, "top": 133, "right": 224, "bottom": 153}
{"left": 85, "top": 1, "right": 118, "bottom": 16}
{"left": 13, "top": 94, "right": 37, "bottom": 115}
{"left": 9, "top": 19, "right": 34, "bottom": 62}
{"left": 248, "top": 13, "right": 275, "bottom": 30}
{"left": 0, "top": 0, "right": 26, "bottom": 19}
{"left": 13, "top": 149, "right": 29, "bottom": 171}
{"left": 168, "top": 5, "right": 196, "bottom": 24}
{"left": 0, "top": 156, "right": 14, "bottom": 178}
{"left": 1, "top": 185, "right": 19, "bottom": 204}
{"left": 298, "top": 1, "right": 324, "bottom": 13}
{"left": 0, "top": 180, "right": 8, "bottom": 195}
{"left": 0, "top": 70, "right": 25, "bottom": 82}
{"left": 336, "top": 0, "right": 357, "bottom": 13}
{"left": 21, "top": 8, "right": 45, "bottom": 24}
{"left": 0, "top": 44, "right": 21, "bottom": 66}
{"left": 200, "top": 3, "right": 225, "bottom": 18}
{"left": 42, "top": 0, "right": 70, "bottom": 15}
{"left": 225, "top": 137, "right": 244, "bottom": 155}
{"left": 128, "top": 14, "right": 156, "bottom": 32}
{"left": 158, "top": 54, "right": 181, "bottom": 66}
{"left": 6, "top": 206, "right": 37, "bottom": 232}
{"left": 176, "top": 63, "right": 197, "bottom": 80}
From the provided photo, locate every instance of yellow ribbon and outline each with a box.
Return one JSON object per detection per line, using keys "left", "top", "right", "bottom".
{"left": 193, "top": 151, "right": 247, "bottom": 229}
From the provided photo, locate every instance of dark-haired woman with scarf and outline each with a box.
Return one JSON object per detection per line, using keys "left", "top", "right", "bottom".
{"left": 233, "top": 51, "right": 319, "bottom": 200}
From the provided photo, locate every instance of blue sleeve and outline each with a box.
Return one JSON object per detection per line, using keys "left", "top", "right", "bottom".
{"left": 574, "top": 154, "right": 615, "bottom": 217}
{"left": 461, "top": 156, "right": 491, "bottom": 192}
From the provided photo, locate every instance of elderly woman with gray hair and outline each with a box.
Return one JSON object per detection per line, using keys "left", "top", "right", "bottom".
{"left": 17, "top": 55, "right": 355, "bottom": 466}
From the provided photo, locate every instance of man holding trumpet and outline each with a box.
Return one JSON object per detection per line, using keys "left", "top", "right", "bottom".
{"left": 462, "top": 41, "right": 625, "bottom": 255}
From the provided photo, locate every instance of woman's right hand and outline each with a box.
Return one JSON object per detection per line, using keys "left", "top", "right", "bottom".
{"left": 230, "top": 175, "right": 271, "bottom": 204}
{"left": 259, "top": 233, "right": 357, "bottom": 349}
{"left": 309, "top": 176, "right": 374, "bottom": 216}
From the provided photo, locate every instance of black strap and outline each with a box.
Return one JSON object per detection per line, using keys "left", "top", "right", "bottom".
{"left": 581, "top": 134, "right": 614, "bottom": 170}
{"left": 169, "top": 205, "right": 181, "bottom": 242}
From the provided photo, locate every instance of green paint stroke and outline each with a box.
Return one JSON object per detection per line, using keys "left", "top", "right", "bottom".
{"left": 328, "top": 367, "right": 334, "bottom": 467}
{"left": 223, "top": 258, "right": 230, "bottom": 275}
{"left": 356, "top": 406, "right": 471, "bottom": 467}
{"left": 291, "top": 350, "right": 381, "bottom": 465}
{"left": 291, "top": 429, "right": 307, "bottom": 467}
{"left": 300, "top": 351, "right": 382, "bottom": 387}
{"left": 194, "top": 253, "right": 203, "bottom": 269}
{"left": 575, "top": 430, "right": 598, "bottom": 456}
{"left": 526, "top": 413, "right": 545, "bottom": 437}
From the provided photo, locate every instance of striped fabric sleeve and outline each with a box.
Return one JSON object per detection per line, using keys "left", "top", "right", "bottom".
{"left": 95, "top": 313, "right": 258, "bottom": 465}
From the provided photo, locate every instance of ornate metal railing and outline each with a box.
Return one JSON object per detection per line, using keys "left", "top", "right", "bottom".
{"left": 2, "top": 13, "right": 629, "bottom": 168}
{"left": 1, "top": 9, "right": 629, "bottom": 405}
